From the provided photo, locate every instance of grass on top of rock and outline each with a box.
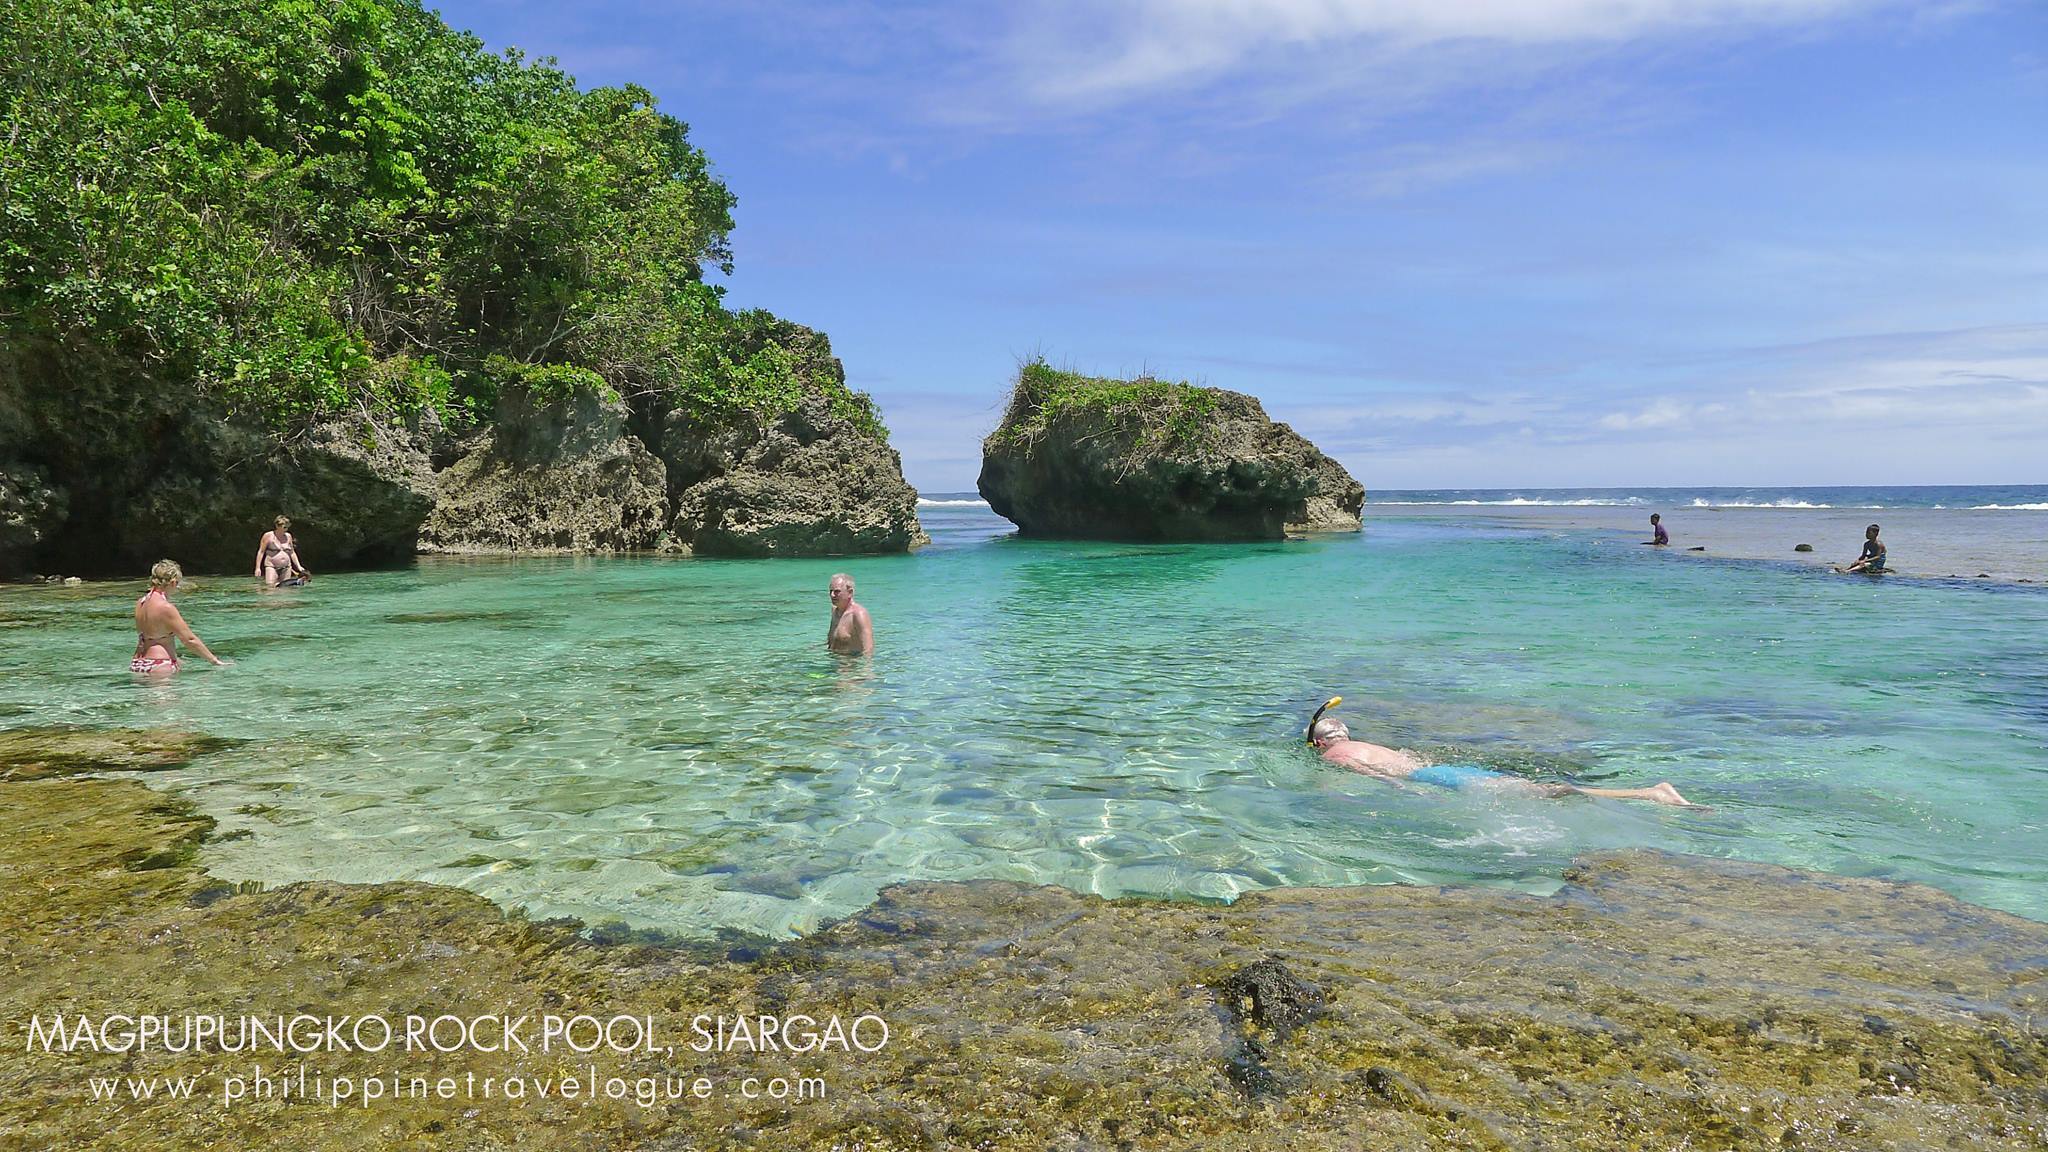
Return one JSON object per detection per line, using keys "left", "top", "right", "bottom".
{"left": 997, "top": 360, "right": 1220, "bottom": 454}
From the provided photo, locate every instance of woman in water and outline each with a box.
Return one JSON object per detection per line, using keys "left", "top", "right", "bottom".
{"left": 131, "top": 560, "right": 230, "bottom": 674}
{"left": 254, "top": 515, "right": 310, "bottom": 586}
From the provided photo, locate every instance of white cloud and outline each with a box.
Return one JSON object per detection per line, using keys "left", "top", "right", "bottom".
{"left": 1010, "top": 0, "right": 1883, "bottom": 106}
{"left": 1597, "top": 398, "right": 1726, "bottom": 430}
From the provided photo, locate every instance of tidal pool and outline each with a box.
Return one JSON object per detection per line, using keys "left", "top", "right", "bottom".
{"left": 4, "top": 501, "right": 2045, "bottom": 937}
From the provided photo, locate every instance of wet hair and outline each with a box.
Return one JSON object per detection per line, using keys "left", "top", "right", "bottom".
{"left": 1649, "top": 513, "right": 1661, "bottom": 523}
{"left": 1310, "top": 717, "right": 1349, "bottom": 744}
{"left": 275, "top": 515, "right": 291, "bottom": 529}
{"left": 1866, "top": 523, "right": 1881, "bottom": 536}
{"left": 149, "top": 559, "right": 183, "bottom": 589}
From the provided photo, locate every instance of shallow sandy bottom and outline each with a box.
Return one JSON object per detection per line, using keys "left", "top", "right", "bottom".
{"left": 3, "top": 745, "right": 2043, "bottom": 1150}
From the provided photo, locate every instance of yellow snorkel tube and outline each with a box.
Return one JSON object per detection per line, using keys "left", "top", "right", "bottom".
{"left": 1306, "top": 696, "right": 1342, "bottom": 744}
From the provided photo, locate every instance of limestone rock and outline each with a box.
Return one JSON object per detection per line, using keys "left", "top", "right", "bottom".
{"left": 978, "top": 365, "right": 1362, "bottom": 541}
{"left": 665, "top": 392, "right": 925, "bottom": 557}
{"left": 419, "top": 386, "right": 667, "bottom": 553}
{"left": 118, "top": 410, "right": 436, "bottom": 574}
{"left": 1287, "top": 454, "right": 1366, "bottom": 533}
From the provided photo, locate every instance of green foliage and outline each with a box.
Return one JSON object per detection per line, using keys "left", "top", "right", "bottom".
{"left": 473, "top": 356, "right": 614, "bottom": 413}
{"left": 673, "top": 296, "right": 886, "bottom": 438}
{"left": 999, "top": 359, "right": 1218, "bottom": 452}
{"left": 0, "top": 0, "right": 872, "bottom": 445}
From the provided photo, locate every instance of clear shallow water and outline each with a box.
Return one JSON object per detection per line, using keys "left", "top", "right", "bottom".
{"left": 4, "top": 497, "right": 2046, "bottom": 938}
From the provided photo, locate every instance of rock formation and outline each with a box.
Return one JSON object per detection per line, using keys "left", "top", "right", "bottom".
{"left": 118, "top": 412, "right": 437, "bottom": 573}
{"left": 665, "top": 394, "right": 925, "bottom": 557}
{"left": 1, "top": 343, "right": 436, "bottom": 576}
{"left": 1287, "top": 454, "right": 1367, "bottom": 533}
{"left": 979, "top": 363, "right": 1363, "bottom": 541}
{"left": 660, "top": 323, "right": 925, "bottom": 557}
{"left": 420, "top": 385, "right": 667, "bottom": 553}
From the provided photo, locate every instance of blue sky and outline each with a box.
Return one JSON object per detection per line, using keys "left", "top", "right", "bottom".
{"left": 433, "top": 0, "right": 2047, "bottom": 491}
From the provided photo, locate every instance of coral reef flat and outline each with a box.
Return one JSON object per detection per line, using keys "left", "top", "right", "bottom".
{"left": 3, "top": 773, "right": 2042, "bottom": 1151}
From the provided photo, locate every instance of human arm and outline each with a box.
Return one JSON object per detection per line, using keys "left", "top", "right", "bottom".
{"left": 857, "top": 607, "right": 875, "bottom": 655}
{"left": 168, "top": 606, "right": 230, "bottom": 666}
{"left": 255, "top": 533, "right": 271, "bottom": 577}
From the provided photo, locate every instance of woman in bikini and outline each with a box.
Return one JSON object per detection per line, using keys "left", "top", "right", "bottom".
{"left": 254, "top": 515, "right": 311, "bottom": 586}
{"left": 132, "top": 559, "right": 230, "bottom": 674}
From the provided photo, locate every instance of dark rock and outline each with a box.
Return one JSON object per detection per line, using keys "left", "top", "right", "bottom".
{"left": 1216, "top": 954, "right": 1326, "bottom": 1041}
{"left": 1795, "top": 543, "right": 1814, "bottom": 552}
{"left": 1359, "top": 1065, "right": 1435, "bottom": 1111}
{"left": 419, "top": 385, "right": 666, "bottom": 553}
{"left": 978, "top": 364, "right": 1362, "bottom": 541}
{"left": 0, "top": 464, "right": 66, "bottom": 578}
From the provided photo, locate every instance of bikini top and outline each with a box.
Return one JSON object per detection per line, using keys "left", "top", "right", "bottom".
{"left": 265, "top": 531, "right": 296, "bottom": 558}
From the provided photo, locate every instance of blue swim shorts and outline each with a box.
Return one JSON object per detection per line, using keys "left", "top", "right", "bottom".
{"left": 1408, "top": 763, "right": 1507, "bottom": 790}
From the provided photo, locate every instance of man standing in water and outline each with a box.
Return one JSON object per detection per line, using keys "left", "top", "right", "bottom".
{"left": 1309, "top": 716, "right": 1694, "bottom": 806}
{"left": 826, "top": 573, "right": 873, "bottom": 655}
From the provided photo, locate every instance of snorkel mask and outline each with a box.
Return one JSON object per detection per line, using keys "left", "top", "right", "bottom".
{"left": 1306, "top": 696, "right": 1342, "bottom": 745}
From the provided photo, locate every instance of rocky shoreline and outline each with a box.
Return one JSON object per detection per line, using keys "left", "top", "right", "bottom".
{"left": 3, "top": 729, "right": 2042, "bottom": 1150}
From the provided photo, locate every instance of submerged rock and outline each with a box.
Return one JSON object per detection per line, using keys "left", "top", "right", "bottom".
{"left": 4, "top": 776, "right": 2043, "bottom": 1151}
{"left": 0, "top": 726, "right": 240, "bottom": 782}
{"left": 978, "top": 362, "right": 1362, "bottom": 541}
{"left": 419, "top": 385, "right": 667, "bottom": 553}
{"left": 1795, "top": 543, "right": 1815, "bottom": 552}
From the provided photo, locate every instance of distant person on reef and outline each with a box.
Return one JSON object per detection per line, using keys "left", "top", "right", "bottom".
{"left": 1647, "top": 513, "right": 1669, "bottom": 547}
{"left": 254, "top": 516, "right": 311, "bottom": 586}
{"left": 132, "top": 560, "right": 231, "bottom": 674}
{"left": 1309, "top": 715, "right": 1693, "bottom": 807}
{"left": 826, "top": 572, "right": 874, "bottom": 656}
{"left": 1840, "top": 524, "right": 1887, "bottom": 574}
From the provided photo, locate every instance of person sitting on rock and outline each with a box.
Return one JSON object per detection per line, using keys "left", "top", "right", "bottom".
{"left": 1309, "top": 714, "right": 1693, "bottom": 806}
{"left": 826, "top": 572, "right": 874, "bottom": 655}
{"left": 132, "top": 560, "right": 231, "bottom": 674}
{"left": 254, "top": 515, "right": 311, "bottom": 586}
{"left": 1839, "top": 523, "right": 1887, "bottom": 574}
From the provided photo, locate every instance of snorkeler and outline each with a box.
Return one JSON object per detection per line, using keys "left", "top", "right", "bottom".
{"left": 826, "top": 572, "right": 874, "bottom": 655}
{"left": 1305, "top": 698, "right": 1692, "bottom": 806}
{"left": 132, "top": 560, "right": 231, "bottom": 674}
{"left": 1839, "top": 524, "right": 1886, "bottom": 574}
{"left": 254, "top": 515, "right": 312, "bottom": 586}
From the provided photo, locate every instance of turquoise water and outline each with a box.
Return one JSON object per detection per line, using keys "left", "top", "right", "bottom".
{"left": 4, "top": 502, "right": 2046, "bottom": 937}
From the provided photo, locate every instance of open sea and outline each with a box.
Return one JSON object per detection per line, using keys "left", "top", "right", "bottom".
{"left": 3, "top": 485, "right": 2044, "bottom": 938}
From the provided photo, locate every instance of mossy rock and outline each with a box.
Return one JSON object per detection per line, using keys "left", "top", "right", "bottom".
{"left": 0, "top": 726, "right": 239, "bottom": 782}
{"left": 978, "top": 361, "right": 1362, "bottom": 541}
